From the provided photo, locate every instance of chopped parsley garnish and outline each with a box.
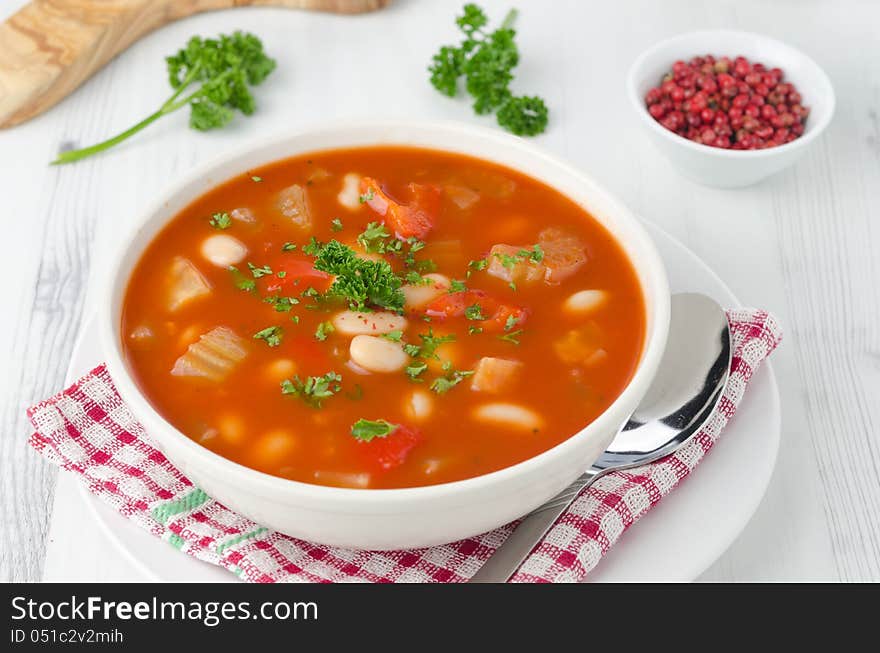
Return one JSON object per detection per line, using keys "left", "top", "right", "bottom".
{"left": 247, "top": 262, "right": 272, "bottom": 278}
{"left": 314, "top": 321, "right": 335, "bottom": 341}
{"left": 430, "top": 369, "right": 474, "bottom": 394}
{"left": 464, "top": 303, "right": 485, "bottom": 321}
{"left": 401, "top": 238, "right": 436, "bottom": 271}
{"left": 498, "top": 328, "right": 524, "bottom": 344}
{"left": 405, "top": 270, "right": 430, "bottom": 285}
{"left": 277, "top": 270, "right": 287, "bottom": 278}
{"left": 281, "top": 242, "right": 297, "bottom": 252}
{"left": 411, "top": 258, "right": 438, "bottom": 274}
{"left": 509, "top": 281, "right": 517, "bottom": 291}
{"left": 291, "top": 315, "right": 300, "bottom": 324}
{"left": 357, "top": 221, "right": 403, "bottom": 255}
{"left": 415, "top": 329, "right": 456, "bottom": 359}
{"left": 302, "top": 236, "right": 324, "bottom": 256}
{"left": 448, "top": 279, "right": 467, "bottom": 293}
{"left": 494, "top": 244, "right": 544, "bottom": 271}
{"left": 495, "top": 252, "right": 520, "bottom": 269}
{"left": 467, "top": 258, "right": 488, "bottom": 277}
{"left": 504, "top": 314, "right": 520, "bottom": 331}
{"left": 312, "top": 240, "right": 405, "bottom": 312}
{"left": 301, "top": 286, "right": 319, "bottom": 298}
{"left": 357, "top": 221, "right": 390, "bottom": 251}
{"left": 359, "top": 188, "right": 375, "bottom": 204}
{"left": 468, "top": 325, "right": 484, "bottom": 335}
{"left": 350, "top": 418, "right": 396, "bottom": 442}
{"left": 403, "top": 343, "right": 422, "bottom": 357}
{"left": 405, "top": 360, "right": 428, "bottom": 379}
{"left": 264, "top": 295, "right": 299, "bottom": 312}
{"left": 380, "top": 330, "right": 403, "bottom": 342}
{"left": 228, "top": 266, "right": 255, "bottom": 292}
{"left": 527, "top": 243, "right": 544, "bottom": 263}
{"left": 281, "top": 372, "right": 342, "bottom": 408}
{"left": 251, "top": 175, "right": 263, "bottom": 182}
{"left": 209, "top": 212, "right": 232, "bottom": 229}
{"left": 253, "top": 325, "right": 283, "bottom": 347}
{"left": 331, "top": 218, "right": 344, "bottom": 232}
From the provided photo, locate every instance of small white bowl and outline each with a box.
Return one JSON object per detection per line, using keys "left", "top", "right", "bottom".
{"left": 100, "top": 120, "right": 670, "bottom": 550}
{"left": 627, "top": 30, "right": 835, "bottom": 188}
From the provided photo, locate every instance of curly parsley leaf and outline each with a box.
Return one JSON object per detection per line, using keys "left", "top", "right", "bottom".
{"left": 497, "top": 95, "right": 549, "bottom": 136}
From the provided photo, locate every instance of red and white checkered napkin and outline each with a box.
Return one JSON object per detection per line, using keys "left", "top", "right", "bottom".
{"left": 28, "top": 308, "right": 780, "bottom": 583}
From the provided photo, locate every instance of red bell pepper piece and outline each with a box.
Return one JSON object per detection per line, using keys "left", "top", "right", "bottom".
{"left": 360, "top": 177, "right": 440, "bottom": 240}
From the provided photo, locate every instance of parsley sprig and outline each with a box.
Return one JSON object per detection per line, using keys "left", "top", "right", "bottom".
{"left": 53, "top": 32, "right": 276, "bottom": 164}
{"left": 428, "top": 4, "right": 548, "bottom": 136}
{"left": 312, "top": 240, "right": 405, "bottom": 312}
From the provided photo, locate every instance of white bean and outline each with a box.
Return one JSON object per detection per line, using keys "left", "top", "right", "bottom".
{"left": 401, "top": 273, "right": 451, "bottom": 310}
{"left": 403, "top": 389, "right": 434, "bottom": 422}
{"left": 564, "top": 289, "right": 608, "bottom": 315}
{"left": 201, "top": 234, "right": 248, "bottom": 267}
{"left": 349, "top": 335, "right": 408, "bottom": 373}
{"left": 217, "top": 413, "right": 245, "bottom": 446}
{"left": 265, "top": 358, "right": 297, "bottom": 384}
{"left": 332, "top": 310, "right": 407, "bottom": 336}
{"left": 252, "top": 429, "right": 298, "bottom": 464}
{"left": 337, "top": 172, "right": 363, "bottom": 210}
{"left": 472, "top": 403, "right": 544, "bottom": 431}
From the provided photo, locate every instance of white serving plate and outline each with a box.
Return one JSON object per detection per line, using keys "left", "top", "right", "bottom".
{"left": 61, "top": 220, "right": 780, "bottom": 582}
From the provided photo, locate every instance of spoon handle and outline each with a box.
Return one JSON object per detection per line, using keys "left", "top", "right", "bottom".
{"left": 469, "top": 467, "right": 604, "bottom": 583}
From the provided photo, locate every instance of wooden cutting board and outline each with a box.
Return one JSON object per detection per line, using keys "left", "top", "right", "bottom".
{"left": 0, "top": 0, "right": 390, "bottom": 128}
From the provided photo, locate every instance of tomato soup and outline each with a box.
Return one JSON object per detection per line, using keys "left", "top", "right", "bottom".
{"left": 121, "top": 146, "right": 645, "bottom": 489}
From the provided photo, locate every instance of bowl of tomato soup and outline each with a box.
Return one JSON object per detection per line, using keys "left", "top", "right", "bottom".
{"left": 101, "top": 121, "right": 670, "bottom": 549}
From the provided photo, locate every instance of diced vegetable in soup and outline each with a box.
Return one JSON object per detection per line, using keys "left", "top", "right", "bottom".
{"left": 122, "top": 146, "right": 645, "bottom": 489}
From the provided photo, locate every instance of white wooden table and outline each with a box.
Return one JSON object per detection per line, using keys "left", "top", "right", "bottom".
{"left": 2, "top": 0, "right": 878, "bottom": 582}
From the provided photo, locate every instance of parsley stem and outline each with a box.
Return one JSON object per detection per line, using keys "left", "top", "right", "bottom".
{"left": 500, "top": 8, "right": 518, "bottom": 30}
{"left": 52, "top": 66, "right": 206, "bottom": 166}
{"left": 51, "top": 108, "right": 168, "bottom": 165}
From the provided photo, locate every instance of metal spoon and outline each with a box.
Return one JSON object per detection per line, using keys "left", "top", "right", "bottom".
{"left": 469, "top": 292, "right": 731, "bottom": 583}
